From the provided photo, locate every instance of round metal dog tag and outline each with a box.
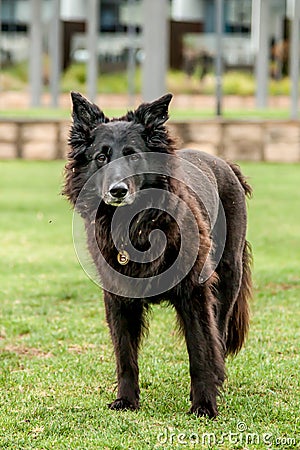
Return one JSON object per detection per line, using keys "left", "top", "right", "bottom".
{"left": 117, "top": 250, "right": 130, "bottom": 265}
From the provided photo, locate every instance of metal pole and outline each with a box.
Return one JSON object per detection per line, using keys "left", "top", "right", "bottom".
{"left": 215, "top": 0, "right": 223, "bottom": 116}
{"left": 142, "top": 0, "right": 168, "bottom": 101}
{"left": 0, "top": 0, "right": 2, "bottom": 80}
{"left": 29, "top": 0, "right": 43, "bottom": 107}
{"left": 127, "top": 0, "right": 136, "bottom": 108}
{"left": 87, "top": 0, "right": 100, "bottom": 102}
{"left": 253, "top": 0, "right": 270, "bottom": 108}
{"left": 290, "top": 0, "right": 300, "bottom": 119}
{"left": 50, "top": 0, "right": 61, "bottom": 107}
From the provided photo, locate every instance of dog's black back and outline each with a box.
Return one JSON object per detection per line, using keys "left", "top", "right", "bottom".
{"left": 64, "top": 92, "right": 252, "bottom": 418}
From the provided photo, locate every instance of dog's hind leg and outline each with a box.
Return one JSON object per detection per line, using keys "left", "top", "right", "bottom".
{"left": 104, "top": 291, "right": 147, "bottom": 411}
{"left": 174, "top": 284, "right": 225, "bottom": 418}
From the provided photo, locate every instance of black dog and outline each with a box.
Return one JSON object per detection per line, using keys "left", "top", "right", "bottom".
{"left": 63, "top": 92, "right": 252, "bottom": 418}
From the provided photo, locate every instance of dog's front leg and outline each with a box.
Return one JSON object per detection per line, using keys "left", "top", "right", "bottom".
{"left": 104, "top": 291, "right": 146, "bottom": 411}
{"left": 175, "top": 286, "right": 225, "bottom": 418}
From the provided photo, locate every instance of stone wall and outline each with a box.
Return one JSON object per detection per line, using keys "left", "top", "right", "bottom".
{"left": 169, "top": 120, "right": 300, "bottom": 162}
{"left": 1, "top": 118, "right": 300, "bottom": 162}
{"left": 0, "top": 120, "right": 69, "bottom": 160}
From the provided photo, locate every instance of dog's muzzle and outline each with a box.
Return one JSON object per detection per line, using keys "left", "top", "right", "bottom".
{"left": 103, "top": 182, "right": 134, "bottom": 206}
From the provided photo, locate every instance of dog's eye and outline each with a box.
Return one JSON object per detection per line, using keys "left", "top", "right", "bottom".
{"left": 95, "top": 154, "right": 107, "bottom": 163}
{"left": 129, "top": 153, "right": 140, "bottom": 161}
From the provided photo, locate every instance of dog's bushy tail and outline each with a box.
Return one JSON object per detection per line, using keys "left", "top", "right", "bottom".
{"left": 226, "top": 240, "right": 252, "bottom": 356}
{"left": 225, "top": 162, "right": 252, "bottom": 356}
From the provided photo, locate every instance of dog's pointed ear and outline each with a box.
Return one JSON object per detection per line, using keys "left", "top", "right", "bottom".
{"left": 133, "top": 93, "right": 173, "bottom": 129}
{"left": 71, "top": 91, "right": 108, "bottom": 128}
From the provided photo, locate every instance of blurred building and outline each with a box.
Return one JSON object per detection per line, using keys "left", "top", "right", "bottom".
{"left": 0, "top": 0, "right": 291, "bottom": 72}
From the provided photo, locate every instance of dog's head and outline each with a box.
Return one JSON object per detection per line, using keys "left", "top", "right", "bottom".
{"left": 64, "top": 92, "right": 174, "bottom": 210}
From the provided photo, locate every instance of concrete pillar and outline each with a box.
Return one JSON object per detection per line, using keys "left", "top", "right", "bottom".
{"left": 142, "top": 0, "right": 169, "bottom": 101}
{"left": 252, "top": 0, "right": 270, "bottom": 108}
{"left": 215, "top": 0, "right": 224, "bottom": 116}
{"left": 29, "top": 0, "right": 43, "bottom": 107}
{"left": 127, "top": 0, "right": 137, "bottom": 107}
{"left": 289, "top": 0, "right": 300, "bottom": 119}
{"left": 87, "top": 0, "right": 100, "bottom": 102}
{"left": 49, "top": 0, "right": 62, "bottom": 107}
{"left": 0, "top": 0, "right": 2, "bottom": 77}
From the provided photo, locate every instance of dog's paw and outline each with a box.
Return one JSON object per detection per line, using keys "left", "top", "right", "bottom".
{"left": 108, "top": 398, "right": 139, "bottom": 411}
{"left": 189, "top": 403, "right": 218, "bottom": 419}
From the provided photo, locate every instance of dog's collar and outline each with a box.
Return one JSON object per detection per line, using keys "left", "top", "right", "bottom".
{"left": 116, "top": 217, "right": 157, "bottom": 266}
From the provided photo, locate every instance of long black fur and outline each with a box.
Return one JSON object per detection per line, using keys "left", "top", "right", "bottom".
{"left": 63, "top": 92, "right": 252, "bottom": 418}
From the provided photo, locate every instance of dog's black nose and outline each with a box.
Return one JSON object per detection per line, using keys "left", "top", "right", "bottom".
{"left": 109, "top": 182, "right": 129, "bottom": 199}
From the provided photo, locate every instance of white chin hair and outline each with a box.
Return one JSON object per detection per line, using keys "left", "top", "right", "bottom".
{"left": 104, "top": 195, "right": 135, "bottom": 207}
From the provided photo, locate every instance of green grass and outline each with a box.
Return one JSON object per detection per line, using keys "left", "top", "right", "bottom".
{"left": 0, "top": 161, "right": 299, "bottom": 449}
{"left": 0, "top": 63, "right": 294, "bottom": 120}
{"left": 0, "top": 107, "right": 292, "bottom": 121}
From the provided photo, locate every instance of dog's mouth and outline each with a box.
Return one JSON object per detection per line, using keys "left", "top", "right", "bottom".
{"left": 103, "top": 192, "right": 135, "bottom": 207}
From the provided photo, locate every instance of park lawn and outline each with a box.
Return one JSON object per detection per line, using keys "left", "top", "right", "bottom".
{"left": 0, "top": 160, "right": 299, "bottom": 449}
{"left": 0, "top": 106, "right": 292, "bottom": 120}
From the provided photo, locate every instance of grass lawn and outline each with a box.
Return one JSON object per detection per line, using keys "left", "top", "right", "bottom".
{"left": 0, "top": 107, "right": 292, "bottom": 121}
{"left": 0, "top": 160, "right": 299, "bottom": 449}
